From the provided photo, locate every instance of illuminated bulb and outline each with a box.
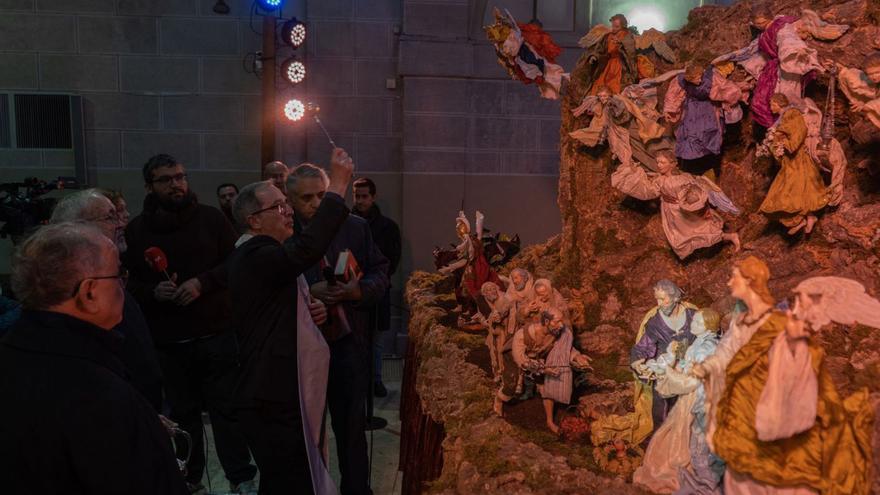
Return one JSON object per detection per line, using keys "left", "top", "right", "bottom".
{"left": 258, "top": 0, "right": 282, "bottom": 10}
{"left": 284, "top": 99, "right": 306, "bottom": 121}
{"left": 283, "top": 59, "right": 306, "bottom": 84}
{"left": 289, "top": 23, "right": 306, "bottom": 47}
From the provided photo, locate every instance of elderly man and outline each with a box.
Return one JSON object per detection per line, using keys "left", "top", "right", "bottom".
{"left": 631, "top": 279, "right": 697, "bottom": 436}
{"left": 49, "top": 189, "right": 164, "bottom": 412}
{"left": 289, "top": 162, "right": 389, "bottom": 495}
{"left": 0, "top": 223, "right": 187, "bottom": 494}
{"left": 495, "top": 308, "right": 590, "bottom": 433}
{"left": 263, "top": 160, "right": 289, "bottom": 193}
{"left": 227, "top": 148, "right": 354, "bottom": 495}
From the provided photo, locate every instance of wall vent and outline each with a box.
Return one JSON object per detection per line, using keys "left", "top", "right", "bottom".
{"left": 14, "top": 94, "right": 73, "bottom": 149}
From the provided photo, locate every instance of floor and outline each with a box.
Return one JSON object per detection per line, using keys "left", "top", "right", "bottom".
{"left": 200, "top": 358, "right": 404, "bottom": 495}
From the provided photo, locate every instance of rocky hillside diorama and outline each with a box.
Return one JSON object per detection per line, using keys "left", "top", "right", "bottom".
{"left": 400, "top": 1, "right": 880, "bottom": 494}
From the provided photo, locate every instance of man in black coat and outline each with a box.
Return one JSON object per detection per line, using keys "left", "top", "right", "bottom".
{"left": 50, "top": 188, "right": 164, "bottom": 411}
{"left": 227, "top": 148, "right": 354, "bottom": 494}
{"left": 289, "top": 164, "right": 390, "bottom": 495}
{"left": 352, "top": 177, "right": 402, "bottom": 397}
{"left": 123, "top": 154, "right": 256, "bottom": 492}
{"left": 0, "top": 223, "right": 187, "bottom": 495}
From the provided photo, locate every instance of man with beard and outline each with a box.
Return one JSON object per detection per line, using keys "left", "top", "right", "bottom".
{"left": 216, "top": 183, "right": 239, "bottom": 228}
{"left": 49, "top": 189, "right": 163, "bottom": 412}
{"left": 123, "top": 154, "right": 257, "bottom": 494}
{"left": 495, "top": 308, "right": 590, "bottom": 433}
{"left": 351, "top": 177, "right": 401, "bottom": 397}
{"left": 630, "top": 279, "right": 697, "bottom": 438}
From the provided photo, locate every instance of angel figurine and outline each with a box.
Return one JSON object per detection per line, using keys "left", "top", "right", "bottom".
{"left": 758, "top": 94, "right": 828, "bottom": 235}
{"left": 569, "top": 73, "right": 676, "bottom": 171}
{"left": 577, "top": 15, "right": 676, "bottom": 95}
{"left": 484, "top": 8, "right": 567, "bottom": 99}
{"left": 663, "top": 61, "right": 745, "bottom": 161}
{"left": 712, "top": 7, "right": 849, "bottom": 128}
{"left": 703, "top": 259, "right": 874, "bottom": 495}
{"left": 438, "top": 210, "right": 501, "bottom": 318}
{"left": 835, "top": 53, "right": 880, "bottom": 144}
{"left": 611, "top": 150, "right": 741, "bottom": 259}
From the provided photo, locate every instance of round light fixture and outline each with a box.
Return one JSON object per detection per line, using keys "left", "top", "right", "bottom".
{"left": 628, "top": 8, "right": 666, "bottom": 32}
{"left": 281, "top": 58, "right": 306, "bottom": 84}
{"left": 281, "top": 18, "right": 307, "bottom": 48}
{"left": 257, "top": 0, "right": 282, "bottom": 11}
{"left": 284, "top": 99, "right": 306, "bottom": 121}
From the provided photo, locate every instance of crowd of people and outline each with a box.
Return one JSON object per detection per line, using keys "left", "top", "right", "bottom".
{"left": 0, "top": 148, "right": 402, "bottom": 495}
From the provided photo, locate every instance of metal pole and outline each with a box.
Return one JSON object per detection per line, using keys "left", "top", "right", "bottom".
{"left": 261, "top": 14, "right": 277, "bottom": 168}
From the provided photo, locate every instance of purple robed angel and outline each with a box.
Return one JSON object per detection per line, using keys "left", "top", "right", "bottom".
{"left": 664, "top": 66, "right": 743, "bottom": 161}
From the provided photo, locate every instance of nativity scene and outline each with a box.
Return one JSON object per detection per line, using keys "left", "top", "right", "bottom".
{"left": 401, "top": 0, "right": 880, "bottom": 494}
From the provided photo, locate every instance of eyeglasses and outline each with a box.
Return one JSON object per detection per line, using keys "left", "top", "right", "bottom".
{"left": 71, "top": 267, "right": 129, "bottom": 297}
{"left": 249, "top": 201, "right": 291, "bottom": 217}
{"left": 151, "top": 173, "right": 188, "bottom": 185}
{"left": 87, "top": 212, "right": 120, "bottom": 224}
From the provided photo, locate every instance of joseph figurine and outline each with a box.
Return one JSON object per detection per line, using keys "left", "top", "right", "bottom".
{"left": 630, "top": 280, "right": 697, "bottom": 441}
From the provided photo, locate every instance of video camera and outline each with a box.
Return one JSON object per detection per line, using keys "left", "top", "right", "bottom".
{"left": 0, "top": 177, "right": 80, "bottom": 240}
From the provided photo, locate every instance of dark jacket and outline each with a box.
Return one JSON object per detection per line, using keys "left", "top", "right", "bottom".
{"left": 123, "top": 194, "right": 237, "bottom": 344}
{"left": 297, "top": 214, "right": 390, "bottom": 343}
{"left": 117, "top": 290, "right": 164, "bottom": 411}
{"left": 0, "top": 311, "right": 188, "bottom": 495}
{"left": 354, "top": 204, "right": 401, "bottom": 277}
{"left": 227, "top": 192, "right": 349, "bottom": 406}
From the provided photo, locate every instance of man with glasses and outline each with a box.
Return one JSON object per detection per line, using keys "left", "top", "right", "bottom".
{"left": 49, "top": 189, "right": 164, "bottom": 412}
{"left": 227, "top": 148, "right": 355, "bottom": 495}
{"left": 0, "top": 222, "right": 188, "bottom": 494}
{"left": 123, "top": 154, "right": 257, "bottom": 494}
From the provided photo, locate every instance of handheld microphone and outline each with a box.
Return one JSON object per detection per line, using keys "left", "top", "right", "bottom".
{"left": 144, "top": 246, "right": 173, "bottom": 282}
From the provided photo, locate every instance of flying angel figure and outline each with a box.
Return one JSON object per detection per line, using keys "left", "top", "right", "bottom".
{"left": 484, "top": 8, "right": 568, "bottom": 99}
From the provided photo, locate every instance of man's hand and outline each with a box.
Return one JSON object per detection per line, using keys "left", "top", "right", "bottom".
{"left": 327, "top": 147, "right": 355, "bottom": 197}
{"left": 308, "top": 297, "right": 328, "bottom": 326}
{"left": 153, "top": 274, "right": 178, "bottom": 302}
{"left": 173, "top": 277, "right": 202, "bottom": 306}
{"left": 158, "top": 415, "right": 178, "bottom": 436}
{"left": 310, "top": 280, "right": 357, "bottom": 305}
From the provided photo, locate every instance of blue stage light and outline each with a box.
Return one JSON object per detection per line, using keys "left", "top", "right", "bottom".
{"left": 257, "top": 0, "right": 282, "bottom": 11}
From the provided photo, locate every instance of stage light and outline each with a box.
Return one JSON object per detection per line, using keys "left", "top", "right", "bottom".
{"left": 281, "top": 58, "right": 306, "bottom": 84}
{"left": 281, "top": 18, "right": 307, "bottom": 48}
{"left": 284, "top": 99, "right": 306, "bottom": 121}
{"left": 212, "top": 0, "right": 229, "bottom": 14}
{"left": 257, "top": 0, "right": 283, "bottom": 11}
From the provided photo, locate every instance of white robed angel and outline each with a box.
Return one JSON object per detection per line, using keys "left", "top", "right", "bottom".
{"left": 611, "top": 150, "right": 741, "bottom": 259}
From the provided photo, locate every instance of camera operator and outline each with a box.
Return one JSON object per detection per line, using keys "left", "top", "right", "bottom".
{"left": 49, "top": 189, "right": 163, "bottom": 411}
{"left": 123, "top": 154, "right": 256, "bottom": 494}
{"left": 289, "top": 163, "right": 389, "bottom": 495}
{"left": 0, "top": 223, "right": 187, "bottom": 494}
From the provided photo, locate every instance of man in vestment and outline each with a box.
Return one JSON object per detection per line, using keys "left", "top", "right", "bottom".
{"left": 227, "top": 149, "right": 354, "bottom": 494}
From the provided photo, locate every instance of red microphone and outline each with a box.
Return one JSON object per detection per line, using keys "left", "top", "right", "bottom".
{"left": 144, "top": 247, "right": 173, "bottom": 282}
